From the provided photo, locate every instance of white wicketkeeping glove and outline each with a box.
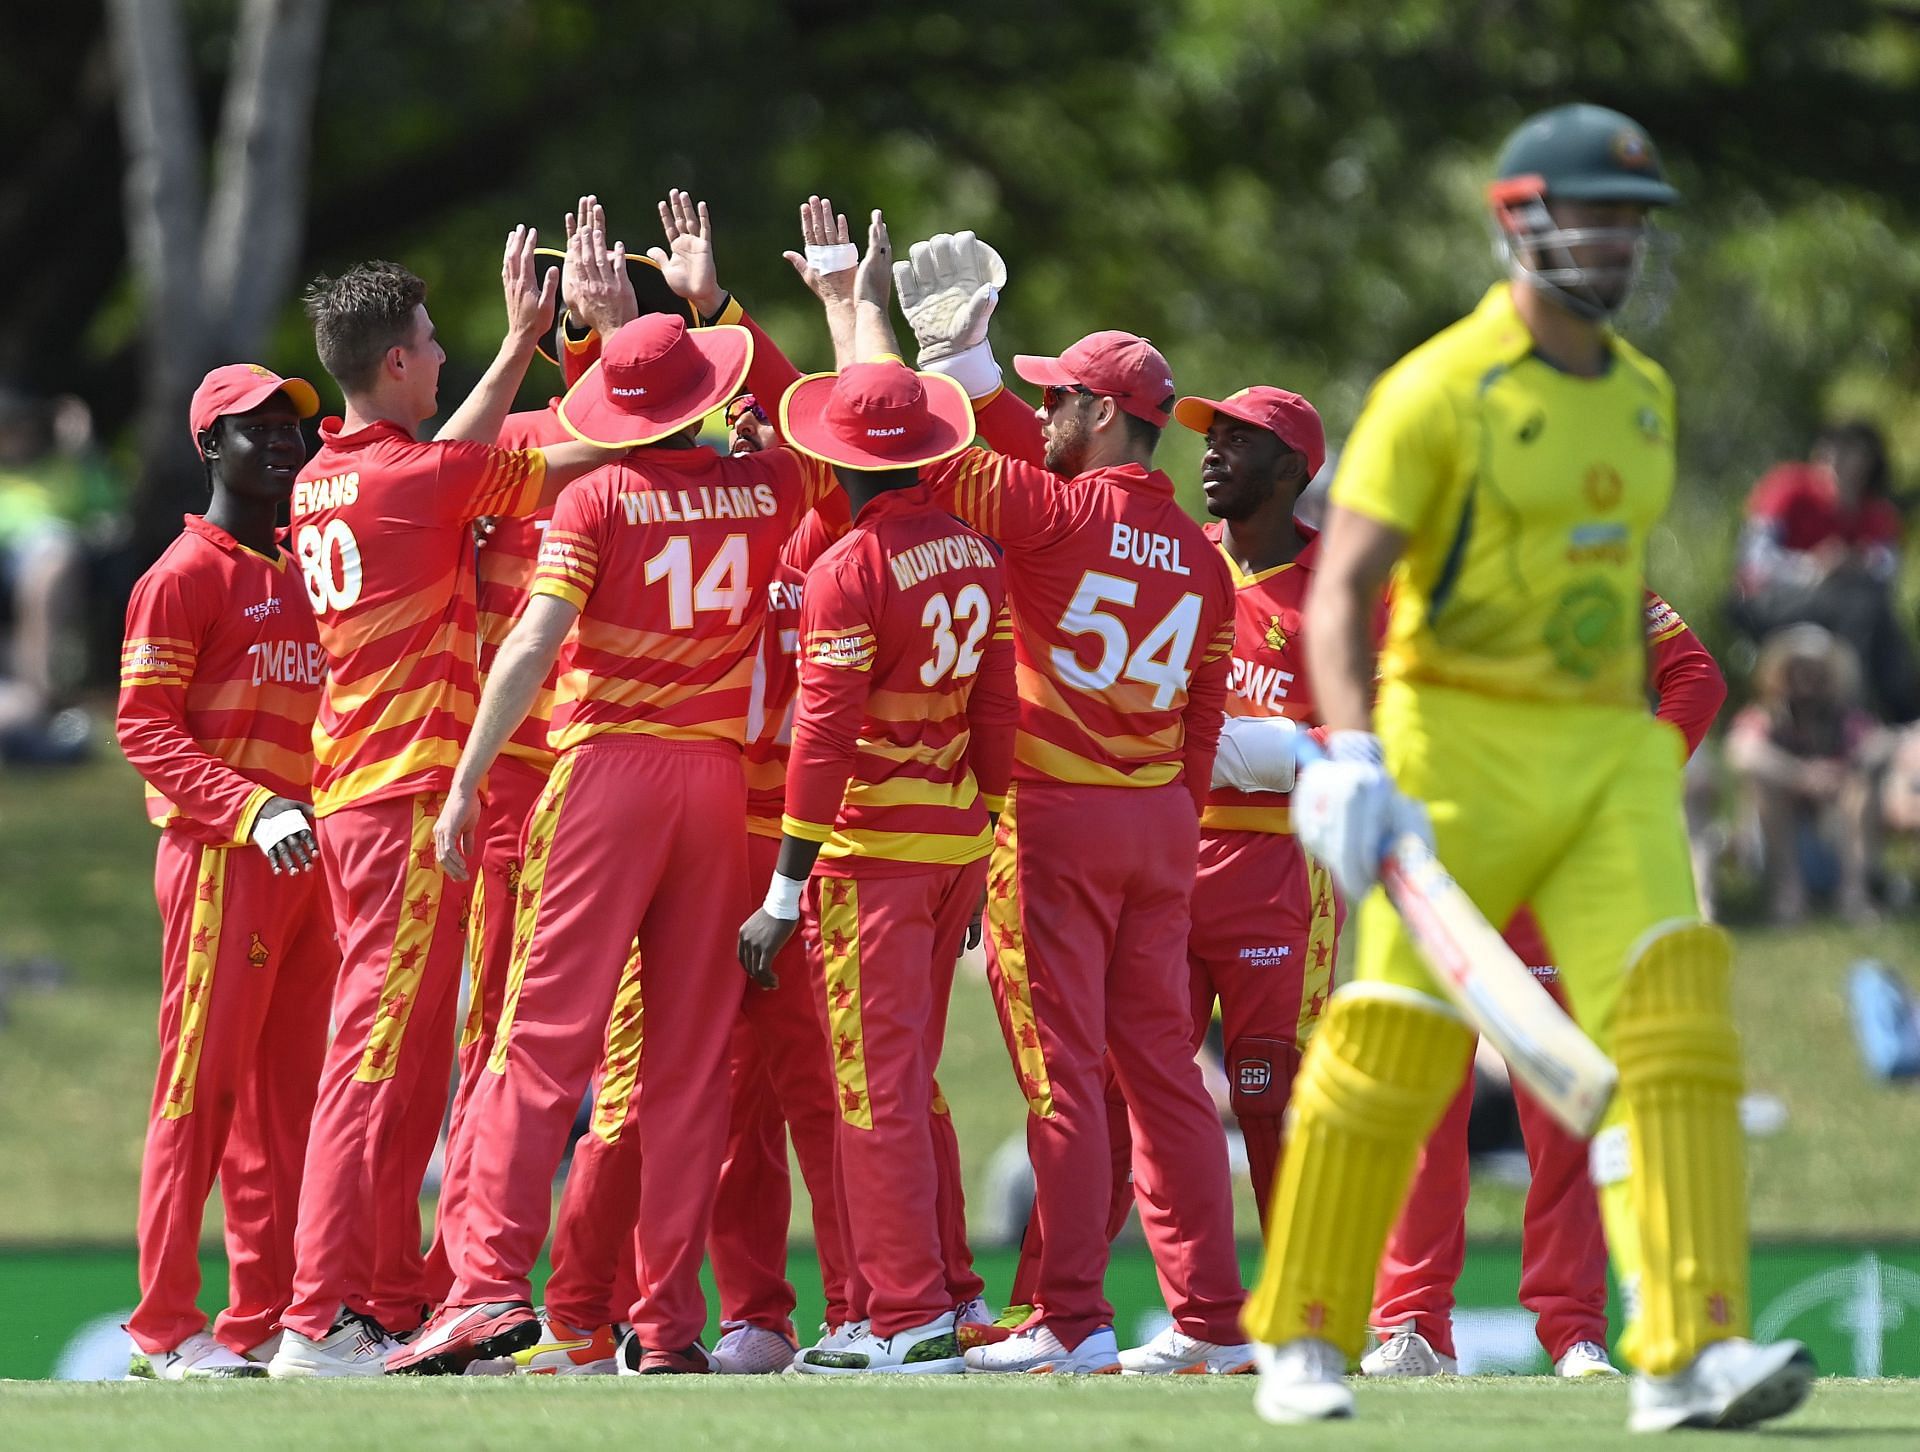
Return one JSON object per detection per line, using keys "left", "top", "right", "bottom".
{"left": 893, "top": 231, "right": 1007, "bottom": 398}
{"left": 1291, "top": 731, "right": 1433, "bottom": 903}
{"left": 1211, "top": 714, "right": 1300, "bottom": 794}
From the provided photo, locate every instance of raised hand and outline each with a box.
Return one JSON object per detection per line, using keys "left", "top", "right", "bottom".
{"left": 503, "top": 224, "right": 560, "bottom": 347}
{"left": 781, "top": 194, "right": 857, "bottom": 307}
{"left": 855, "top": 209, "right": 893, "bottom": 312}
{"left": 647, "top": 189, "right": 724, "bottom": 317}
{"left": 894, "top": 230, "right": 1006, "bottom": 364}
{"left": 567, "top": 198, "right": 637, "bottom": 339}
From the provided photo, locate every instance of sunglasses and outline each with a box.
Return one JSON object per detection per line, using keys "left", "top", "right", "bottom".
{"left": 726, "top": 397, "right": 768, "bottom": 427}
{"left": 1041, "top": 382, "right": 1099, "bottom": 412}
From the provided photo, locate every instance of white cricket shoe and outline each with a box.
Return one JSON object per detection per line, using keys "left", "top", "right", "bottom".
{"left": 1628, "top": 1338, "right": 1814, "bottom": 1433}
{"left": 963, "top": 1323, "right": 1120, "bottom": 1374}
{"left": 242, "top": 1332, "right": 282, "bottom": 1366}
{"left": 794, "top": 1311, "right": 963, "bottom": 1375}
{"left": 1556, "top": 1339, "right": 1621, "bottom": 1379}
{"left": 711, "top": 1321, "right": 800, "bottom": 1374}
{"left": 509, "top": 1311, "right": 622, "bottom": 1375}
{"left": 1253, "top": 1340, "right": 1355, "bottom": 1424}
{"left": 268, "top": 1312, "right": 393, "bottom": 1377}
{"left": 813, "top": 1319, "right": 868, "bottom": 1352}
{"left": 126, "top": 1330, "right": 265, "bottom": 1380}
{"left": 1118, "top": 1324, "right": 1255, "bottom": 1375}
{"left": 1360, "top": 1319, "right": 1457, "bottom": 1376}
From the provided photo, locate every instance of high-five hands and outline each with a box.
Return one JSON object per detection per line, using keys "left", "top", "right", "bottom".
{"left": 893, "top": 230, "right": 1006, "bottom": 397}
{"left": 782, "top": 195, "right": 857, "bottom": 307}
{"left": 502, "top": 224, "right": 559, "bottom": 347}
{"left": 649, "top": 189, "right": 724, "bottom": 318}
{"left": 562, "top": 194, "right": 637, "bottom": 339}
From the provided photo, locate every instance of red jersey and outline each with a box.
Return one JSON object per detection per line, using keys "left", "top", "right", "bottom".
{"left": 745, "top": 564, "right": 805, "bottom": 838}
{"left": 475, "top": 406, "right": 577, "bottom": 772}
{"left": 118, "top": 516, "right": 323, "bottom": 844}
{"left": 1744, "top": 462, "right": 1901, "bottom": 554}
{"left": 530, "top": 446, "right": 835, "bottom": 749}
{"left": 1644, "top": 592, "right": 1725, "bottom": 754}
{"left": 924, "top": 405, "right": 1235, "bottom": 807}
{"left": 292, "top": 418, "right": 547, "bottom": 815}
{"left": 742, "top": 493, "right": 855, "bottom": 838}
{"left": 781, "top": 485, "right": 1016, "bottom": 872}
{"left": 1199, "top": 520, "right": 1324, "bottom": 835}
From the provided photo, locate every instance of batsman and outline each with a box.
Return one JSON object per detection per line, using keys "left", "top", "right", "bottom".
{"left": 1247, "top": 104, "right": 1814, "bottom": 1432}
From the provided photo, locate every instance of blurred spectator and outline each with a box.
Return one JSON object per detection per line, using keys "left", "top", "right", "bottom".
{"left": 1730, "top": 422, "right": 1917, "bottom": 721}
{"left": 0, "top": 391, "right": 117, "bottom": 764}
{"left": 1726, "top": 624, "right": 1882, "bottom": 924}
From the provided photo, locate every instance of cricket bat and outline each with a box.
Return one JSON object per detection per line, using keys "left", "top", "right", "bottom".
{"left": 1294, "top": 736, "right": 1617, "bottom": 1137}
{"left": 1375, "top": 831, "right": 1617, "bottom": 1137}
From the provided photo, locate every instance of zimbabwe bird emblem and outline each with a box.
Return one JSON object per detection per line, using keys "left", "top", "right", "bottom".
{"left": 1264, "top": 615, "right": 1288, "bottom": 652}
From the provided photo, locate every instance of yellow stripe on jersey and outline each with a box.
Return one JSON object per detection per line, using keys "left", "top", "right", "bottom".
{"left": 985, "top": 787, "right": 1054, "bottom": 1116}
{"left": 1299, "top": 857, "right": 1337, "bottom": 1046}
{"left": 590, "top": 945, "right": 646, "bottom": 1145}
{"left": 311, "top": 739, "right": 462, "bottom": 818}
{"left": 819, "top": 824, "right": 994, "bottom": 867}
{"left": 1200, "top": 803, "right": 1293, "bottom": 835}
{"left": 162, "top": 844, "right": 227, "bottom": 1119}
{"left": 356, "top": 793, "right": 445, "bottom": 1083}
{"left": 818, "top": 877, "right": 872, "bottom": 1130}
{"left": 490, "top": 753, "right": 577, "bottom": 1072}
{"left": 1015, "top": 732, "right": 1181, "bottom": 789}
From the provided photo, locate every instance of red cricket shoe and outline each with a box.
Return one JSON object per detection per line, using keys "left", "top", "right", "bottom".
{"left": 615, "top": 1331, "right": 713, "bottom": 1375}
{"left": 385, "top": 1301, "right": 539, "bottom": 1376}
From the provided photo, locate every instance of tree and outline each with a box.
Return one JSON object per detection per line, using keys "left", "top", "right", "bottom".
{"left": 108, "top": 0, "right": 329, "bottom": 560}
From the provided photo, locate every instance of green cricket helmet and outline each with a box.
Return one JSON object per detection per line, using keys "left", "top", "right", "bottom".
{"left": 1487, "top": 104, "right": 1679, "bottom": 320}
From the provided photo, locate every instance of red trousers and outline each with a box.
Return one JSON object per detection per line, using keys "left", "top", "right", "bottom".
{"left": 439, "top": 736, "right": 746, "bottom": 1350}
{"left": 129, "top": 831, "right": 336, "bottom": 1355}
{"left": 1008, "top": 827, "right": 1338, "bottom": 1305}
{"left": 422, "top": 754, "right": 549, "bottom": 1306}
{"left": 804, "top": 859, "right": 987, "bottom": 1337}
{"left": 708, "top": 832, "right": 850, "bottom": 1334}
{"left": 1372, "top": 908, "right": 1610, "bottom": 1361}
{"left": 284, "top": 792, "right": 467, "bottom": 1339}
{"left": 985, "top": 781, "right": 1243, "bottom": 1348}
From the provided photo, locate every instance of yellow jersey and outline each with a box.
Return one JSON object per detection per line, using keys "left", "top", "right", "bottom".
{"left": 1332, "top": 283, "right": 1675, "bottom": 708}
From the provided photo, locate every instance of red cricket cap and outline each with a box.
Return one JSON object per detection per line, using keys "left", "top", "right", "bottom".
{"left": 1013, "top": 330, "right": 1175, "bottom": 427}
{"left": 1174, "top": 386, "right": 1326, "bottom": 477}
{"left": 188, "top": 364, "right": 319, "bottom": 455}
{"left": 781, "top": 361, "right": 973, "bottom": 472}
{"left": 558, "top": 314, "right": 752, "bottom": 447}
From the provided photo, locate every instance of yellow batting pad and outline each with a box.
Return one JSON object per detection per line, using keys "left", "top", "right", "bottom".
{"left": 1605, "top": 920, "right": 1748, "bottom": 1376}
{"left": 1242, "top": 984, "right": 1473, "bottom": 1356}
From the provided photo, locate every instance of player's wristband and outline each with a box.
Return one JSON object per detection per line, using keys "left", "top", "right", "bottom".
{"left": 252, "top": 810, "right": 310, "bottom": 855}
{"left": 922, "top": 342, "right": 1002, "bottom": 401}
{"left": 763, "top": 872, "right": 807, "bottom": 922}
{"left": 806, "top": 242, "right": 859, "bottom": 274}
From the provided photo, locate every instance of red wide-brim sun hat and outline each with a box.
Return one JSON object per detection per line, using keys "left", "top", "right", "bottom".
{"left": 558, "top": 322, "right": 753, "bottom": 447}
{"left": 780, "top": 366, "right": 974, "bottom": 472}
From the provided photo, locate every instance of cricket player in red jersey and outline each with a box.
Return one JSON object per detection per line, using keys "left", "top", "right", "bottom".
{"left": 735, "top": 289, "right": 1016, "bottom": 1372}
{"left": 996, "top": 383, "right": 1345, "bottom": 1340}
{"left": 879, "top": 221, "right": 1250, "bottom": 1373}
{"left": 399, "top": 307, "right": 841, "bottom": 1377}
{"left": 270, "top": 235, "right": 624, "bottom": 1378}
{"left": 1368, "top": 593, "right": 1726, "bottom": 1380}
{"left": 118, "top": 366, "right": 336, "bottom": 1380}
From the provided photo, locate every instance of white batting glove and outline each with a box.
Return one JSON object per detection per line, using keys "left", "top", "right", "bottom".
{"left": 1211, "top": 714, "right": 1300, "bottom": 794}
{"left": 1292, "top": 731, "right": 1432, "bottom": 902}
{"left": 893, "top": 231, "right": 1006, "bottom": 397}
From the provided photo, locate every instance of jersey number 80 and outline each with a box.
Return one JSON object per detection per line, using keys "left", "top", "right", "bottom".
{"left": 295, "top": 520, "right": 363, "bottom": 613}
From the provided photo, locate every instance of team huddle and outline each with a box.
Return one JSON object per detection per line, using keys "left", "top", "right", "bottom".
{"left": 116, "top": 103, "right": 1816, "bottom": 1430}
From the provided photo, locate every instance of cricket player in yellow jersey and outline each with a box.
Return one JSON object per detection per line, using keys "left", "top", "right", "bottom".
{"left": 1246, "top": 104, "right": 1813, "bottom": 1432}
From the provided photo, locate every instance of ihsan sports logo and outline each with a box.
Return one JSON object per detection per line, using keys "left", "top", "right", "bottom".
{"left": 1238, "top": 945, "right": 1291, "bottom": 965}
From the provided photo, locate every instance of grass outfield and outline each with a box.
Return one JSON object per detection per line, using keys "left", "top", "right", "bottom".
{"left": 4, "top": 752, "right": 1920, "bottom": 1241}
{"left": 5, "top": 1377, "right": 1916, "bottom": 1451}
